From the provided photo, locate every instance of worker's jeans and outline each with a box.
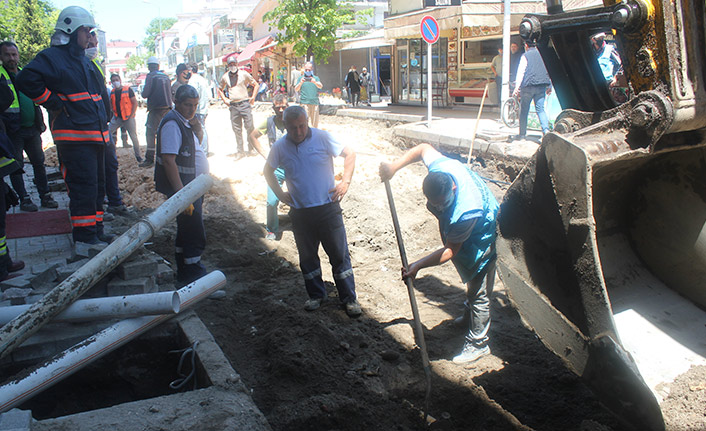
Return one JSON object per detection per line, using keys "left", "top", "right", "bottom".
{"left": 266, "top": 167, "right": 285, "bottom": 234}
{"left": 144, "top": 108, "right": 170, "bottom": 162}
{"left": 463, "top": 258, "right": 496, "bottom": 346}
{"left": 109, "top": 116, "right": 141, "bottom": 161}
{"left": 9, "top": 128, "right": 49, "bottom": 200}
{"left": 228, "top": 101, "right": 253, "bottom": 153}
{"left": 519, "top": 84, "right": 550, "bottom": 137}
{"left": 57, "top": 143, "right": 105, "bottom": 243}
{"left": 289, "top": 201, "right": 356, "bottom": 303}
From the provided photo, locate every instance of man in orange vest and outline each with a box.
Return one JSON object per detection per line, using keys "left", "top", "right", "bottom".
{"left": 108, "top": 74, "right": 141, "bottom": 162}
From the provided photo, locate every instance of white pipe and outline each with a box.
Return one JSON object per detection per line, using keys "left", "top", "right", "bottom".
{"left": 0, "top": 271, "right": 226, "bottom": 413}
{"left": 0, "top": 174, "right": 214, "bottom": 360}
{"left": 0, "top": 292, "right": 180, "bottom": 325}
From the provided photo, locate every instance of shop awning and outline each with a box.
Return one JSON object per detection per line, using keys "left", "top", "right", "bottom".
{"left": 336, "top": 29, "right": 392, "bottom": 51}
{"left": 237, "top": 36, "right": 274, "bottom": 66}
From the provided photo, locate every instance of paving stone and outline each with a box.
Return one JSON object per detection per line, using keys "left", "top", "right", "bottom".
{"left": 30, "top": 263, "right": 59, "bottom": 290}
{"left": 56, "top": 258, "right": 89, "bottom": 282}
{"left": 2, "top": 288, "right": 33, "bottom": 305}
{"left": 83, "top": 277, "right": 109, "bottom": 298}
{"left": 0, "top": 275, "right": 33, "bottom": 291}
{"left": 107, "top": 276, "right": 155, "bottom": 296}
{"left": 117, "top": 257, "right": 159, "bottom": 280}
{"left": 0, "top": 408, "right": 32, "bottom": 431}
{"left": 155, "top": 263, "right": 175, "bottom": 285}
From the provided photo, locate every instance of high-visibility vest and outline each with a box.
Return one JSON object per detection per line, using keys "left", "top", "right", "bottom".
{"left": 0, "top": 66, "right": 20, "bottom": 114}
{"left": 110, "top": 87, "right": 134, "bottom": 121}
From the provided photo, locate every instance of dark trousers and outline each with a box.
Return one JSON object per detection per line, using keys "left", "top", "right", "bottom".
{"left": 495, "top": 75, "right": 502, "bottom": 105}
{"left": 104, "top": 133, "right": 122, "bottom": 207}
{"left": 175, "top": 195, "right": 205, "bottom": 271}
{"left": 0, "top": 181, "right": 9, "bottom": 279}
{"left": 228, "top": 101, "right": 253, "bottom": 153}
{"left": 58, "top": 143, "right": 105, "bottom": 243}
{"left": 9, "top": 128, "right": 49, "bottom": 199}
{"left": 519, "top": 85, "right": 550, "bottom": 137}
{"left": 145, "top": 108, "right": 170, "bottom": 162}
{"left": 289, "top": 201, "right": 356, "bottom": 303}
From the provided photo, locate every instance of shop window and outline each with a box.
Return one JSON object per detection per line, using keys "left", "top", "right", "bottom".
{"left": 462, "top": 38, "right": 501, "bottom": 64}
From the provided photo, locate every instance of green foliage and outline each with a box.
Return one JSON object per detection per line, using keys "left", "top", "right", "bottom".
{"left": 263, "top": 0, "right": 356, "bottom": 63}
{"left": 0, "top": 0, "right": 58, "bottom": 65}
{"left": 142, "top": 17, "right": 177, "bottom": 54}
{"left": 126, "top": 53, "right": 148, "bottom": 72}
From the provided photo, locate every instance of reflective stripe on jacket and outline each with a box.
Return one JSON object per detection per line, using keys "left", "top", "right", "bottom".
{"left": 15, "top": 44, "right": 108, "bottom": 145}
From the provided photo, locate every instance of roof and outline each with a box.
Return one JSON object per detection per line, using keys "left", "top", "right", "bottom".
{"left": 107, "top": 40, "right": 138, "bottom": 48}
{"left": 237, "top": 36, "right": 273, "bottom": 66}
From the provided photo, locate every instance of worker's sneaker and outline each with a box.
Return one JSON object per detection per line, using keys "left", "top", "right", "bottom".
{"left": 452, "top": 342, "right": 490, "bottom": 364}
{"left": 344, "top": 300, "right": 362, "bottom": 318}
{"left": 102, "top": 211, "right": 115, "bottom": 222}
{"left": 304, "top": 297, "right": 324, "bottom": 311}
{"left": 453, "top": 309, "right": 471, "bottom": 327}
{"left": 19, "top": 198, "right": 38, "bottom": 212}
{"left": 40, "top": 194, "right": 58, "bottom": 208}
{"left": 98, "top": 232, "right": 116, "bottom": 243}
{"left": 265, "top": 231, "right": 277, "bottom": 241}
{"left": 138, "top": 160, "right": 153, "bottom": 168}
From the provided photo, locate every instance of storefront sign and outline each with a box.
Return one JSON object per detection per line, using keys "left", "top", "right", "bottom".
{"left": 424, "top": 0, "right": 461, "bottom": 6}
{"left": 420, "top": 16, "right": 440, "bottom": 44}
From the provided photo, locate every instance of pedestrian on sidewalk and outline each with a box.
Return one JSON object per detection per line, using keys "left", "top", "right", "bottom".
{"left": 264, "top": 105, "right": 361, "bottom": 317}
{"left": 108, "top": 74, "right": 142, "bottom": 162}
{"left": 290, "top": 65, "right": 301, "bottom": 103}
{"left": 513, "top": 39, "right": 552, "bottom": 140}
{"left": 379, "top": 143, "right": 499, "bottom": 363}
{"left": 359, "top": 67, "right": 372, "bottom": 106}
{"left": 0, "top": 41, "right": 58, "bottom": 212}
{"left": 248, "top": 94, "right": 288, "bottom": 240}
{"left": 0, "top": 78, "right": 26, "bottom": 280}
{"left": 218, "top": 57, "right": 256, "bottom": 157}
{"left": 140, "top": 56, "right": 172, "bottom": 167}
{"left": 188, "top": 63, "right": 210, "bottom": 154}
{"left": 154, "top": 85, "right": 209, "bottom": 284}
{"left": 294, "top": 62, "right": 323, "bottom": 128}
{"left": 345, "top": 65, "right": 361, "bottom": 106}
{"left": 16, "top": 6, "right": 110, "bottom": 256}
{"left": 87, "top": 32, "right": 126, "bottom": 222}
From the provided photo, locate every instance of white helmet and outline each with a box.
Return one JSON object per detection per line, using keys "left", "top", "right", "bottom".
{"left": 147, "top": 56, "right": 159, "bottom": 65}
{"left": 55, "top": 6, "right": 96, "bottom": 35}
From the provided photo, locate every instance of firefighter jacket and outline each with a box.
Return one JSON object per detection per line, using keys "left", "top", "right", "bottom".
{"left": 0, "top": 81, "right": 21, "bottom": 177}
{"left": 110, "top": 87, "right": 135, "bottom": 121}
{"left": 0, "top": 66, "right": 46, "bottom": 136}
{"left": 15, "top": 44, "right": 109, "bottom": 145}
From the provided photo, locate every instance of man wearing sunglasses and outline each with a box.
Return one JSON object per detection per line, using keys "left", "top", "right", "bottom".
{"left": 248, "top": 94, "right": 288, "bottom": 240}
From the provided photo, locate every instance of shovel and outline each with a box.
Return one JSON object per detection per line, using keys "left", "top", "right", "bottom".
{"left": 383, "top": 180, "right": 432, "bottom": 423}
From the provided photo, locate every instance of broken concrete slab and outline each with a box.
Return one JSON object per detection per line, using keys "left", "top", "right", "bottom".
{"left": 0, "top": 408, "right": 31, "bottom": 431}
{"left": 0, "top": 275, "right": 33, "bottom": 291}
{"left": 56, "top": 259, "right": 89, "bottom": 282}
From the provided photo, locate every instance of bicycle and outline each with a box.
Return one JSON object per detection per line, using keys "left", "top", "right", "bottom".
{"left": 502, "top": 90, "right": 520, "bottom": 128}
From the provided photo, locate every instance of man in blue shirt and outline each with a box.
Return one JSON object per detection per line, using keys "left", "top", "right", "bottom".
{"left": 264, "top": 105, "right": 361, "bottom": 317}
{"left": 380, "top": 143, "right": 499, "bottom": 363}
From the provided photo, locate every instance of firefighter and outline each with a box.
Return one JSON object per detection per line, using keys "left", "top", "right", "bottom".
{"left": 16, "top": 6, "right": 110, "bottom": 256}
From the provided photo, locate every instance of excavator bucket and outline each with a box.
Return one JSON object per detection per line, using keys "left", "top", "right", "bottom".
{"left": 496, "top": 1, "right": 706, "bottom": 429}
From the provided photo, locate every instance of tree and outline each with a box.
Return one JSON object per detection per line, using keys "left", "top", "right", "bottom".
{"left": 263, "top": 0, "right": 357, "bottom": 64}
{"left": 0, "top": 0, "right": 58, "bottom": 65}
{"left": 126, "top": 53, "right": 148, "bottom": 72}
{"left": 142, "top": 17, "right": 177, "bottom": 55}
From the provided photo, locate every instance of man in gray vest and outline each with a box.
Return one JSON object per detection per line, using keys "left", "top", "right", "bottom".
{"left": 513, "top": 39, "right": 552, "bottom": 140}
{"left": 248, "top": 93, "right": 287, "bottom": 240}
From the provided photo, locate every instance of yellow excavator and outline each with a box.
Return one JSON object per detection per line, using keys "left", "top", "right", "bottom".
{"left": 496, "top": 1, "right": 706, "bottom": 430}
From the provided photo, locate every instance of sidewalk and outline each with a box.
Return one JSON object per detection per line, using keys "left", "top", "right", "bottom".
{"left": 336, "top": 102, "right": 543, "bottom": 161}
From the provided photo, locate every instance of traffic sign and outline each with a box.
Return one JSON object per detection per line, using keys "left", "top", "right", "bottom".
{"left": 420, "top": 16, "right": 440, "bottom": 44}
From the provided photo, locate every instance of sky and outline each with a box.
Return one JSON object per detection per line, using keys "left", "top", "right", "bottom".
{"left": 50, "top": 0, "right": 181, "bottom": 44}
